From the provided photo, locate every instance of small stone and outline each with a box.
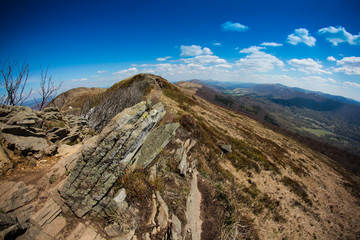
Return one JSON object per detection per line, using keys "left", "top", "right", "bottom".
{"left": 220, "top": 144, "right": 232, "bottom": 153}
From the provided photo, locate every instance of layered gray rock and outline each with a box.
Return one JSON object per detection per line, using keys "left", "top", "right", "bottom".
{"left": 59, "top": 101, "right": 167, "bottom": 217}
{"left": 130, "top": 123, "right": 179, "bottom": 169}
{"left": 6, "top": 107, "right": 42, "bottom": 128}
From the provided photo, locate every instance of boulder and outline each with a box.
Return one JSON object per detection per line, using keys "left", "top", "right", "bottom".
{"left": 220, "top": 144, "right": 232, "bottom": 153}
{"left": 44, "top": 145, "right": 58, "bottom": 156}
{"left": 59, "top": 101, "right": 166, "bottom": 217}
{"left": 2, "top": 133, "right": 49, "bottom": 155}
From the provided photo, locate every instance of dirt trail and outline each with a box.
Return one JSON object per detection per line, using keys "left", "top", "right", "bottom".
{"left": 186, "top": 170, "right": 202, "bottom": 240}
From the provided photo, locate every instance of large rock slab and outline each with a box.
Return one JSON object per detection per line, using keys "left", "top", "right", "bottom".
{"left": 2, "top": 133, "right": 49, "bottom": 154}
{"left": 131, "top": 123, "right": 179, "bottom": 169}
{"left": 59, "top": 101, "right": 166, "bottom": 217}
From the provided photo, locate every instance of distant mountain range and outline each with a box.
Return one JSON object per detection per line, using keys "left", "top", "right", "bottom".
{"left": 188, "top": 79, "right": 360, "bottom": 106}
{"left": 184, "top": 79, "right": 360, "bottom": 175}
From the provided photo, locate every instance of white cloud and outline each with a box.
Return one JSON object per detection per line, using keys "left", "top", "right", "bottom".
{"left": 221, "top": 21, "right": 249, "bottom": 32}
{"left": 343, "top": 81, "right": 360, "bottom": 88}
{"left": 287, "top": 28, "right": 316, "bottom": 47}
{"left": 327, "top": 56, "right": 336, "bottom": 61}
{"left": 334, "top": 56, "right": 360, "bottom": 75}
{"left": 80, "top": 78, "right": 87, "bottom": 81}
{"left": 318, "top": 26, "right": 360, "bottom": 46}
{"left": 239, "top": 46, "right": 265, "bottom": 54}
{"left": 288, "top": 58, "right": 331, "bottom": 74}
{"left": 180, "top": 45, "right": 213, "bottom": 57}
{"left": 213, "top": 42, "right": 221, "bottom": 46}
{"left": 113, "top": 67, "right": 138, "bottom": 76}
{"left": 214, "top": 64, "right": 232, "bottom": 68}
{"left": 236, "top": 46, "right": 284, "bottom": 72}
{"left": 156, "top": 56, "right": 172, "bottom": 62}
{"left": 181, "top": 55, "right": 227, "bottom": 65}
{"left": 260, "top": 42, "right": 283, "bottom": 47}
{"left": 97, "top": 70, "right": 106, "bottom": 74}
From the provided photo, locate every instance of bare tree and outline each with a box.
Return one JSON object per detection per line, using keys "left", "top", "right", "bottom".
{"left": 35, "top": 65, "right": 63, "bottom": 110}
{"left": 0, "top": 58, "right": 32, "bottom": 106}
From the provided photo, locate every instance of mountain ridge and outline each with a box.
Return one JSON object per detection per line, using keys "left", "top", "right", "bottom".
{"left": 1, "top": 73, "right": 359, "bottom": 239}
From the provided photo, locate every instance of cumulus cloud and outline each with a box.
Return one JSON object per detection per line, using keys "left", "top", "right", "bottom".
{"left": 239, "top": 46, "right": 265, "bottom": 54}
{"left": 327, "top": 56, "right": 336, "bottom": 61}
{"left": 287, "top": 28, "right": 316, "bottom": 47}
{"left": 156, "top": 56, "right": 172, "bottom": 62}
{"left": 333, "top": 56, "right": 360, "bottom": 75}
{"left": 343, "top": 81, "right": 360, "bottom": 88}
{"left": 287, "top": 58, "right": 331, "bottom": 74}
{"left": 181, "top": 55, "right": 227, "bottom": 65}
{"left": 213, "top": 42, "right": 221, "bottom": 46}
{"left": 260, "top": 42, "right": 283, "bottom": 47}
{"left": 97, "top": 70, "right": 106, "bottom": 74}
{"left": 236, "top": 46, "right": 284, "bottom": 72}
{"left": 318, "top": 26, "right": 360, "bottom": 46}
{"left": 180, "top": 45, "right": 213, "bottom": 57}
{"left": 113, "top": 67, "right": 138, "bottom": 76}
{"left": 221, "top": 21, "right": 249, "bottom": 32}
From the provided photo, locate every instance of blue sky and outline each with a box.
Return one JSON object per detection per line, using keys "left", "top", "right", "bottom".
{"left": 1, "top": 0, "right": 360, "bottom": 101}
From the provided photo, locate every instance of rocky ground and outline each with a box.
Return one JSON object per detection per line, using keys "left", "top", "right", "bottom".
{"left": 0, "top": 73, "right": 359, "bottom": 240}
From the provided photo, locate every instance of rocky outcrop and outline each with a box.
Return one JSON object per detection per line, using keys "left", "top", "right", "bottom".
{"left": 0, "top": 105, "right": 94, "bottom": 175}
{"left": 59, "top": 101, "right": 176, "bottom": 217}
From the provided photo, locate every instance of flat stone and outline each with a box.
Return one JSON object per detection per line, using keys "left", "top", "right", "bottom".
{"left": 30, "top": 199, "right": 61, "bottom": 228}
{"left": 78, "top": 227, "right": 99, "bottom": 240}
{"left": 42, "top": 215, "right": 66, "bottom": 238}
